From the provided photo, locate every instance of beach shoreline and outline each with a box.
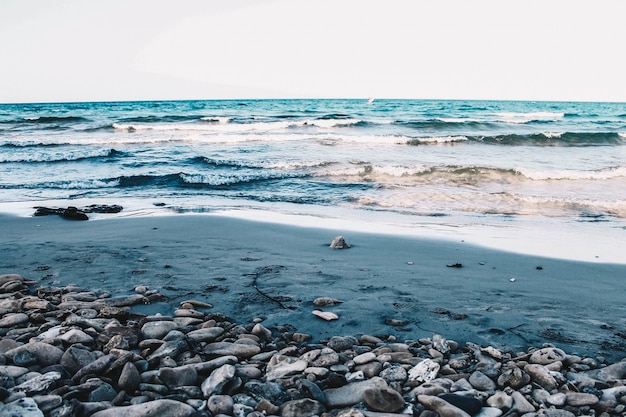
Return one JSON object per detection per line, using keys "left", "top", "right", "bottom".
{"left": 2, "top": 209, "right": 625, "bottom": 362}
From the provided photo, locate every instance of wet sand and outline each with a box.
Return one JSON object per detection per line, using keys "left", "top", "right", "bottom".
{"left": 1, "top": 213, "right": 625, "bottom": 362}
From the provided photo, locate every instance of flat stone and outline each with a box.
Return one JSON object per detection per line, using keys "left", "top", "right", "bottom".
{"left": 203, "top": 342, "right": 260, "bottom": 359}
{"left": 10, "top": 372, "right": 61, "bottom": 395}
{"left": 474, "top": 407, "right": 503, "bottom": 417}
{"left": 140, "top": 321, "right": 178, "bottom": 339}
{"left": 353, "top": 352, "right": 376, "bottom": 365}
{"left": 300, "top": 348, "right": 340, "bottom": 368}
{"left": 324, "top": 376, "right": 388, "bottom": 408}
{"left": 0, "top": 313, "right": 29, "bottom": 328}
{"left": 5, "top": 342, "right": 64, "bottom": 368}
{"left": 418, "top": 394, "right": 471, "bottom": 417}
{"left": 440, "top": 393, "right": 483, "bottom": 415}
{"left": 60, "top": 328, "right": 94, "bottom": 345}
{"left": 565, "top": 392, "right": 599, "bottom": 406}
{"left": 487, "top": 391, "right": 513, "bottom": 409}
{"left": 91, "top": 399, "right": 195, "bottom": 417}
{"left": 510, "top": 391, "right": 536, "bottom": 414}
{"left": 363, "top": 386, "right": 405, "bottom": 413}
{"left": 524, "top": 364, "right": 557, "bottom": 391}
{"left": 546, "top": 392, "right": 566, "bottom": 407}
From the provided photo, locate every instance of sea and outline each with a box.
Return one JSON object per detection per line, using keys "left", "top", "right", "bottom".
{"left": 1, "top": 99, "right": 625, "bottom": 262}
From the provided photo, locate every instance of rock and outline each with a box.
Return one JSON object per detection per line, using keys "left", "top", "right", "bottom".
{"left": 201, "top": 364, "right": 236, "bottom": 398}
{"left": 330, "top": 236, "right": 350, "bottom": 249}
{"left": 353, "top": 352, "right": 376, "bottom": 365}
{"left": 159, "top": 366, "right": 198, "bottom": 389}
{"left": 0, "top": 397, "right": 44, "bottom": 417}
{"left": 300, "top": 348, "right": 340, "bottom": 368}
{"left": 118, "top": 362, "right": 140, "bottom": 392}
{"left": 59, "top": 328, "right": 94, "bottom": 345}
{"left": 363, "top": 386, "right": 405, "bottom": 412}
{"left": 408, "top": 359, "right": 440, "bottom": 383}
{"left": 207, "top": 394, "right": 234, "bottom": 415}
{"left": 487, "top": 391, "right": 513, "bottom": 410}
{"left": 140, "top": 320, "right": 178, "bottom": 339}
{"left": 89, "top": 383, "right": 117, "bottom": 402}
{"left": 379, "top": 365, "right": 407, "bottom": 384}
{"left": 10, "top": 372, "right": 61, "bottom": 395}
{"left": 31, "top": 394, "right": 62, "bottom": 413}
{"left": 524, "top": 364, "right": 557, "bottom": 391}
{"left": 510, "top": 391, "right": 536, "bottom": 414}
{"left": 312, "top": 310, "right": 339, "bottom": 321}
{"left": 186, "top": 327, "right": 225, "bottom": 343}
{"left": 313, "top": 297, "right": 343, "bottom": 307}
{"left": 595, "top": 360, "right": 626, "bottom": 381}
{"left": 328, "top": 336, "right": 358, "bottom": 351}
{"left": 469, "top": 370, "right": 496, "bottom": 391}
{"left": 0, "top": 313, "right": 29, "bottom": 328}
{"left": 324, "top": 376, "right": 388, "bottom": 408}
{"left": 300, "top": 379, "right": 327, "bottom": 404}
{"left": 245, "top": 380, "right": 290, "bottom": 405}
{"left": 546, "top": 392, "right": 567, "bottom": 407}
{"left": 497, "top": 366, "right": 530, "bottom": 389}
{"left": 91, "top": 399, "right": 195, "bottom": 417}
{"left": 203, "top": 342, "right": 260, "bottom": 359}
{"left": 60, "top": 346, "right": 101, "bottom": 375}
{"left": 281, "top": 398, "right": 325, "bottom": 417}
{"left": 529, "top": 347, "right": 567, "bottom": 365}
{"left": 474, "top": 407, "right": 503, "bottom": 417}
{"left": 418, "top": 394, "right": 471, "bottom": 417}
{"left": 5, "top": 342, "right": 64, "bottom": 367}
{"left": 440, "top": 394, "right": 483, "bottom": 415}
{"left": 565, "top": 392, "right": 599, "bottom": 406}
{"left": 265, "top": 354, "right": 308, "bottom": 381}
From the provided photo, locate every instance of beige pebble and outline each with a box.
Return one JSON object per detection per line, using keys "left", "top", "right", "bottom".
{"left": 312, "top": 310, "right": 339, "bottom": 321}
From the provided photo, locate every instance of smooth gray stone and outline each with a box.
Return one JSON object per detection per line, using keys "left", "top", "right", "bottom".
{"left": 281, "top": 398, "right": 325, "bottom": 417}
{"left": 363, "top": 387, "right": 405, "bottom": 413}
{"left": 201, "top": 364, "right": 236, "bottom": 398}
{"left": 324, "top": 376, "right": 388, "bottom": 408}
{"left": 91, "top": 399, "right": 195, "bottom": 417}
{"left": 207, "top": 394, "right": 234, "bottom": 416}
{"left": 0, "top": 397, "right": 44, "bottom": 417}
{"left": 5, "top": 342, "right": 64, "bottom": 368}
{"left": 159, "top": 366, "right": 198, "bottom": 389}
{"left": 118, "top": 362, "right": 141, "bottom": 392}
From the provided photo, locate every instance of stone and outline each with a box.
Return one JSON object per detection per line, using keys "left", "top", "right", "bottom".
{"left": 510, "top": 391, "right": 536, "bottom": 414}
{"left": 595, "top": 361, "right": 626, "bottom": 381}
{"left": 281, "top": 398, "right": 325, "bottom": 417}
{"left": 524, "top": 364, "right": 557, "bottom": 391}
{"left": 60, "top": 346, "right": 101, "bottom": 375}
{"left": 146, "top": 339, "right": 188, "bottom": 364}
{"left": 89, "top": 383, "right": 117, "bottom": 402}
{"left": 312, "top": 310, "right": 339, "bottom": 321}
{"left": 244, "top": 380, "right": 290, "bottom": 406}
{"left": 0, "top": 397, "right": 44, "bottom": 417}
{"left": 91, "top": 399, "right": 195, "bottom": 417}
{"left": 418, "top": 394, "right": 471, "bottom": 417}
{"left": 159, "top": 366, "right": 198, "bottom": 389}
{"left": 546, "top": 392, "right": 567, "bottom": 407}
{"left": 140, "top": 320, "right": 178, "bottom": 339}
{"left": 410, "top": 378, "right": 454, "bottom": 397}
{"left": 497, "top": 367, "right": 530, "bottom": 389}
{"left": 313, "top": 297, "right": 343, "bottom": 307}
{"left": 379, "top": 365, "right": 407, "bottom": 383}
{"left": 408, "top": 359, "right": 440, "bottom": 383}
{"left": 0, "top": 313, "right": 29, "bottom": 328}
{"left": 474, "top": 407, "right": 503, "bottom": 417}
{"left": 324, "top": 376, "right": 388, "bottom": 408}
{"left": 469, "top": 370, "right": 496, "bottom": 391}
{"left": 265, "top": 354, "right": 308, "bottom": 381}
{"left": 565, "top": 392, "right": 599, "bottom": 406}
{"left": 300, "top": 348, "right": 340, "bottom": 368}
{"left": 330, "top": 236, "right": 350, "bottom": 249}
{"left": 487, "top": 391, "right": 513, "bottom": 409}
{"left": 300, "top": 378, "right": 327, "bottom": 404}
{"left": 59, "top": 328, "right": 94, "bottom": 345}
{"left": 31, "top": 394, "right": 62, "bottom": 413}
{"left": 529, "top": 347, "right": 567, "bottom": 365}
{"left": 207, "top": 394, "right": 234, "bottom": 415}
{"left": 203, "top": 342, "right": 261, "bottom": 359}
{"left": 440, "top": 393, "right": 483, "bottom": 415}
{"left": 5, "top": 342, "right": 64, "bottom": 367}
{"left": 353, "top": 352, "right": 376, "bottom": 365}
{"left": 118, "top": 362, "right": 141, "bottom": 392}
{"left": 201, "top": 364, "right": 236, "bottom": 398}
{"left": 186, "top": 327, "right": 225, "bottom": 343}
{"left": 363, "top": 386, "right": 405, "bottom": 412}
{"left": 10, "top": 371, "right": 61, "bottom": 395}
{"left": 12, "top": 350, "right": 38, "bottom": 367}
{"left": 327, "top": 336, "right": 358, "bottom": 352}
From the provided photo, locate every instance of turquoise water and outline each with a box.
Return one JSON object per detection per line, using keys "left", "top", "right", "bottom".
{"left": 1, "top": 99, "right": 625, "bottom": 260}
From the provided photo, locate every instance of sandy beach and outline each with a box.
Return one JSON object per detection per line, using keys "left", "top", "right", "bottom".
{"left": 2, "top": 211, "right": 625, "bottom": 363}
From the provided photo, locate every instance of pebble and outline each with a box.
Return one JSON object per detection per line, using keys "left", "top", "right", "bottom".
{"left": 0, "top": 273, "right": 624, "bottom": 417}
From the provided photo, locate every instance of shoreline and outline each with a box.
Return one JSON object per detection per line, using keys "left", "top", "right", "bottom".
{"left": 1, "top": 211, "right": 625, "bottom": 362}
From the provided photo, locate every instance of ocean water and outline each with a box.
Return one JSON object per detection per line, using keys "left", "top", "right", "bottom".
{"left": 1, "top": 99, "right": 625, "bottom": 260}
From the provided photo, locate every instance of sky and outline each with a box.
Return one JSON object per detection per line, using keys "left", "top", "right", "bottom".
{"left": 0, "top": 0, "right": 624, "bottom": 103}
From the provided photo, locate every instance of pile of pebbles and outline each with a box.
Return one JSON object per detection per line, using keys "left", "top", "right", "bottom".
{"left": 1, "top": 273, "right": 625, "bottom": 417}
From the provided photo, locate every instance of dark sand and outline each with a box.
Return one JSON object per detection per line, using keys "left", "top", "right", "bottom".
{"left": 1, "top": 213, "right": 625, "bottom": 361}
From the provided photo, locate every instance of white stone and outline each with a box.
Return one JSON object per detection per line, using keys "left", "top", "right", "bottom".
{"left": 408, "top": 359, "right": 440, "bottom": 383}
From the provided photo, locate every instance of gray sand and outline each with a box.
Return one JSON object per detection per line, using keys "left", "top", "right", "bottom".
{"left": 1, "top": 213, "right": 625, "bottom": 361}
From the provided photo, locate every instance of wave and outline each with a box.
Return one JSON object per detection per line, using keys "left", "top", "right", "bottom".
{"left": 493, "top": 111, "right": 564, "bottom": 124}
{"left": 0, "top": 115, "right": 89, "bottom": 125}
{"left": 469, "top": 131, "right": 624, "bottom": 146}
{"left": 320, "top": 163, "right": 626, "bottom": 183}
{"left": 0, "top": 148, "right": 124, "bottom": 164}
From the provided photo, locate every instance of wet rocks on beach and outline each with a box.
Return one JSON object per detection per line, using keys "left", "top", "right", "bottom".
{"left": 1, "top": 273, "right": 626, "bottom": 417}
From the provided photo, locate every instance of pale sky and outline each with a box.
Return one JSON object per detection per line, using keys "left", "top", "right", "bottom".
{"left": 1, "top": 0, "right": 624, "bottom": 103}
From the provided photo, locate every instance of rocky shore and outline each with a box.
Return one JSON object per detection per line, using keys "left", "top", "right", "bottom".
{"left": 1, "top": 272, "right": 625, "bottom": 417}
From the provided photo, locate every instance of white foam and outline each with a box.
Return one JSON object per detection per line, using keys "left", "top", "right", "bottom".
{"left": 494, "top": 111, "right": 564, "bottom": 124}
{"left": 517, "top": 166, "right": 626, "bottom": 180}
